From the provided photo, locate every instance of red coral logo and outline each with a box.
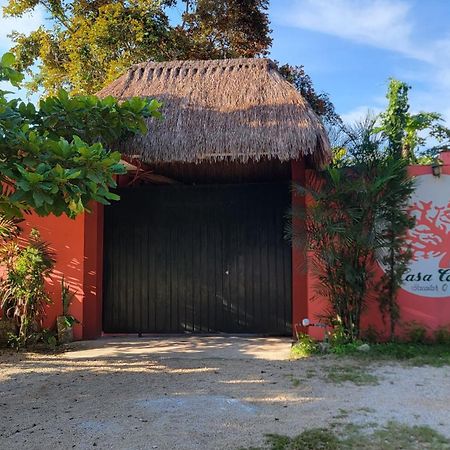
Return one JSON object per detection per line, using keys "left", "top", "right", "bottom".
{"left": 407, "top": 200, "right": 450, "bottom": 269}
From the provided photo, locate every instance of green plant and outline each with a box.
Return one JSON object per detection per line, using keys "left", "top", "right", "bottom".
{"left": 377, "top": 79, "right": 450, "bottom": 162}
{"left": 0, "top": 52, "right": 160, "bottom": 219}
{"left": 241, "top": 421, "right": 450, "bottom": 450}
{"left": 290, "top": 333, "right": 319, "bottom": 359}
{"left": 290, "top": 117, "right": 414, "bottom": 341}
{"left": 329, "top": 321, "right": 351, "bottom": 348}
{"left": 329, "top": 342, "right": 450, "bottom": 367}
{"left": 434, "top": 326, "right": 450, "bottom": 345}
{"left": 329, "top": 340, "right": 362, "bottom": 355}
{"left": 6, "top": 332, "right": 20, "bottom": 350}
{"left": 375, "top": 79, "right": 449, "bottom": 338}
{"left": 0, "top": 229, "right": 55, "bottom": 347}
{"left": 39, "top": 328, "right": 58, "bottom": 349}
{"left": 325, "top": 365, "right": 379, "bottom": 386}
{"left": 60, "top": 277, "right": 78, "bottom": 327}
{"left": 404, "top": 321, "right": 428, "bottom": 344}
{"left": 289, "top": 428, "right": 340, "bottom": 450}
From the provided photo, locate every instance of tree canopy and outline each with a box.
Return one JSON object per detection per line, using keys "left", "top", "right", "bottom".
{"left": 4, "top": 0, "right": 339, "bottom": 123}
{"left": 4, "top": 0, "right": 271, "bottom": 95}
{"left": 178, "top": 0, "right": 271, "bottom": 60}
{"left": 376, "top": 79, "right": 450, "bottom": 163}
{"left": 277, "top": 64, "right": 342, "bottom": 126}
{"left": 0, "top": 53, "right": 161, "bottom": 218}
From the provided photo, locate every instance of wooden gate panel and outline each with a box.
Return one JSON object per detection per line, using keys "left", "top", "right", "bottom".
{"left": 103, "top": 183, "right": 292, "bottom": 334}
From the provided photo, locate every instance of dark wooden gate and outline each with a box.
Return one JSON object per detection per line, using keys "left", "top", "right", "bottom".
{"left": 103, "top": 183, "right": 292, "bottom": 334}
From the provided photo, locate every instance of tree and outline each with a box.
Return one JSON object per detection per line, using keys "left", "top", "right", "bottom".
{"left": 375, "top": 79, "right": 449, "bottom": 337}
{"left": 176, "top": 0, "right": 272, "bottom": 59}
{"left": 0, "top": 52, "right": 161, "bottom": 218}
{"left": 4, "top": 0, "right": 271, "bottom": 94}
{"left": 277, "top": 64, "right": 342, "bottom": 126}
{"left": 378, "top": 79, "right": 450, "bottom": 162}
{"left": 4, "top": 0, "right": 338, "bottom": 123}
{"left": 5, "top": 0, "right": 176, "bottom": 94}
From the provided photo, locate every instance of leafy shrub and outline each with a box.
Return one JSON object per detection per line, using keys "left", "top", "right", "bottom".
{"left": 404, "top": 321, "right": 428, "bottom": 344}
{"left": 329, "top": 341, "right": 362, "bottom": 355}
{"left": 7, "top": 328, "right": 58, "bottom": 351}
{"left": 39, "top": 328, "right": 58, "bottom": 349}
{"left": 0, "top": 229, "right": 55, "bottom": 347}
{"left": 329, "top": 321, "right": 351, "bottom": 347}
{"left": 290, "top": 333, "right": 319, "bottom": 359}
{"left": 434, "top": 326, "right": 450, "bottom": 345}
{"left": 361, "top": 325, "right": 381, "bottom": 343}
{"left": 60, "top": 277, "right": 78, "bottom": 327}
{"left": 289, "top": 428, "right": 340, "bottom": 450}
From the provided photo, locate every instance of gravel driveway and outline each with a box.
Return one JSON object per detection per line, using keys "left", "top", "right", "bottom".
{"left": 1, "top": 336, "right": 450, "bottom": 449}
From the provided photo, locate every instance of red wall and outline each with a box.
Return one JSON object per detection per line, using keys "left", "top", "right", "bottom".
{"left": 22, "top": 203, "right": 103, "bottom": 340}
{"left": 17, "top": 151, "right": 450, "bottom": 341}
{"left": 299, "top": 151, "right": 450, "bottom": 340}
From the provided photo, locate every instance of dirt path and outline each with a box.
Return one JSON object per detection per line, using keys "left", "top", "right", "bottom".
{"left": 1, "top": 337, "right": 450, "bottom": 450}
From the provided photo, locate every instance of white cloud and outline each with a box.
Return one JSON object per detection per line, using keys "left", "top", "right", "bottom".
{"left": 275, "top": 0, "right": 450, "bottom": 126}
{"left": 275, "top": 0, "right": 430, "bottom": 61}
{"left": 0, "top": 2, "right": 45, "bottom": 50}
{"left": 431, "top": 37, "right": 450, "bottom": 90}
{"left": 340, "top": 105, "right": 383, "bottom": 125}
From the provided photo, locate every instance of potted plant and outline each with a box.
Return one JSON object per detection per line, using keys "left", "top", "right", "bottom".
{"left": 56, "top": 277, "right": 78, "bottom": 344}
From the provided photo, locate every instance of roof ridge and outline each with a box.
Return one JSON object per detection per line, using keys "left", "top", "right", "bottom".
{"left": 126, "top": 58, "right": 278, "bottom": 84}
{"left": 131, "top": 57, "right": 274, "bottom": 69}
{"left": 130, "top": 57, "right": 275, "bottom": 74}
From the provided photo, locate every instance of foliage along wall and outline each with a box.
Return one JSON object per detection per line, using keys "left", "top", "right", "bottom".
{"left": 304, "top": 151, "right": 450, "bottom": 340}
{"left": 380, "top": 154, "right": 450, "bottom": 335}
{"left": 17, "top": 151, "right": 450, "bottom": 340}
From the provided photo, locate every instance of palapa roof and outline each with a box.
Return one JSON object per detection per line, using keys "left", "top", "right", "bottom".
{"left": 99, "top": 58, "right": 330, "bottom": 166}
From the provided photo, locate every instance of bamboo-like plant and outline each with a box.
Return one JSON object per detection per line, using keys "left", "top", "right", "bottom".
{"left": 290, "top": 118, "right": 415, "bottom": 341}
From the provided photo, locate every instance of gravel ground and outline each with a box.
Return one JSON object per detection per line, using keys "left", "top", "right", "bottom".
{"left": 1, "top": 336, "right": 450, "bottom": 450}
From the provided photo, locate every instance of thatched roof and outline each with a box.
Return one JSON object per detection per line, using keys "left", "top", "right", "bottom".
{"left": 99, "top": 58, "right": 330, "bottom": 165}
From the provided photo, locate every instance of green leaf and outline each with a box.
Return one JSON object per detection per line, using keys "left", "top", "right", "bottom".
{"left": 104, "top": 191, "right": 120, "bottom": 201}
{"left": 1, "top": 52, "right": 15, "bottom": 68}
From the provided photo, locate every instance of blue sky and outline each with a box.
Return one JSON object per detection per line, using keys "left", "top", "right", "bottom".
{"left": 269, "top": 0, "right": 450, "bottom": 125}
{"left": 1, "top": 0, "right": 449, "bottom": 125}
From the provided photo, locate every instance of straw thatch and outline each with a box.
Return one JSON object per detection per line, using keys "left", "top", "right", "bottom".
{"left": 99, "top": 58, "right": 330, "bottom": 165}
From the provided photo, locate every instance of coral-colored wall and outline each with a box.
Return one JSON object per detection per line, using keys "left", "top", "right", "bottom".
{"left": 22, "top": 203, "right": 103, "bottom": 340}
{"left": 14, "top": 152, "right": 450, "bottom": 341}
{"left": 303, "top": 151, "right": 450, "bottom": 340}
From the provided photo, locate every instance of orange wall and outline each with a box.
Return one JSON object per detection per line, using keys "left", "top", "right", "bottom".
{"left": 22, "top": 203, "right": 103, "bottom": 340}
{"left": 303, "top": 151, "right": 450, "bottom": 340}
{"left": 11, "top": 152, "right": 450, "bottom": 341}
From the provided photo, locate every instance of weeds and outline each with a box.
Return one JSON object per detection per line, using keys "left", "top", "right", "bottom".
{"left": 325, "top": 365, "right": 379, "bottom": 386}
{"left": 290, "top": 333, "right": 319, "bottom": 359}
{"left": 240, "top": 421, "right": 450, "bottom": 450}
{"left": 434, "top": 326, "right": 450, "bottom": 345}
{"left": 330, "top": 342, "right": 450, "bottom": 367}
{"left": 404, "top": 321, "right": 429, "bottom": 344}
